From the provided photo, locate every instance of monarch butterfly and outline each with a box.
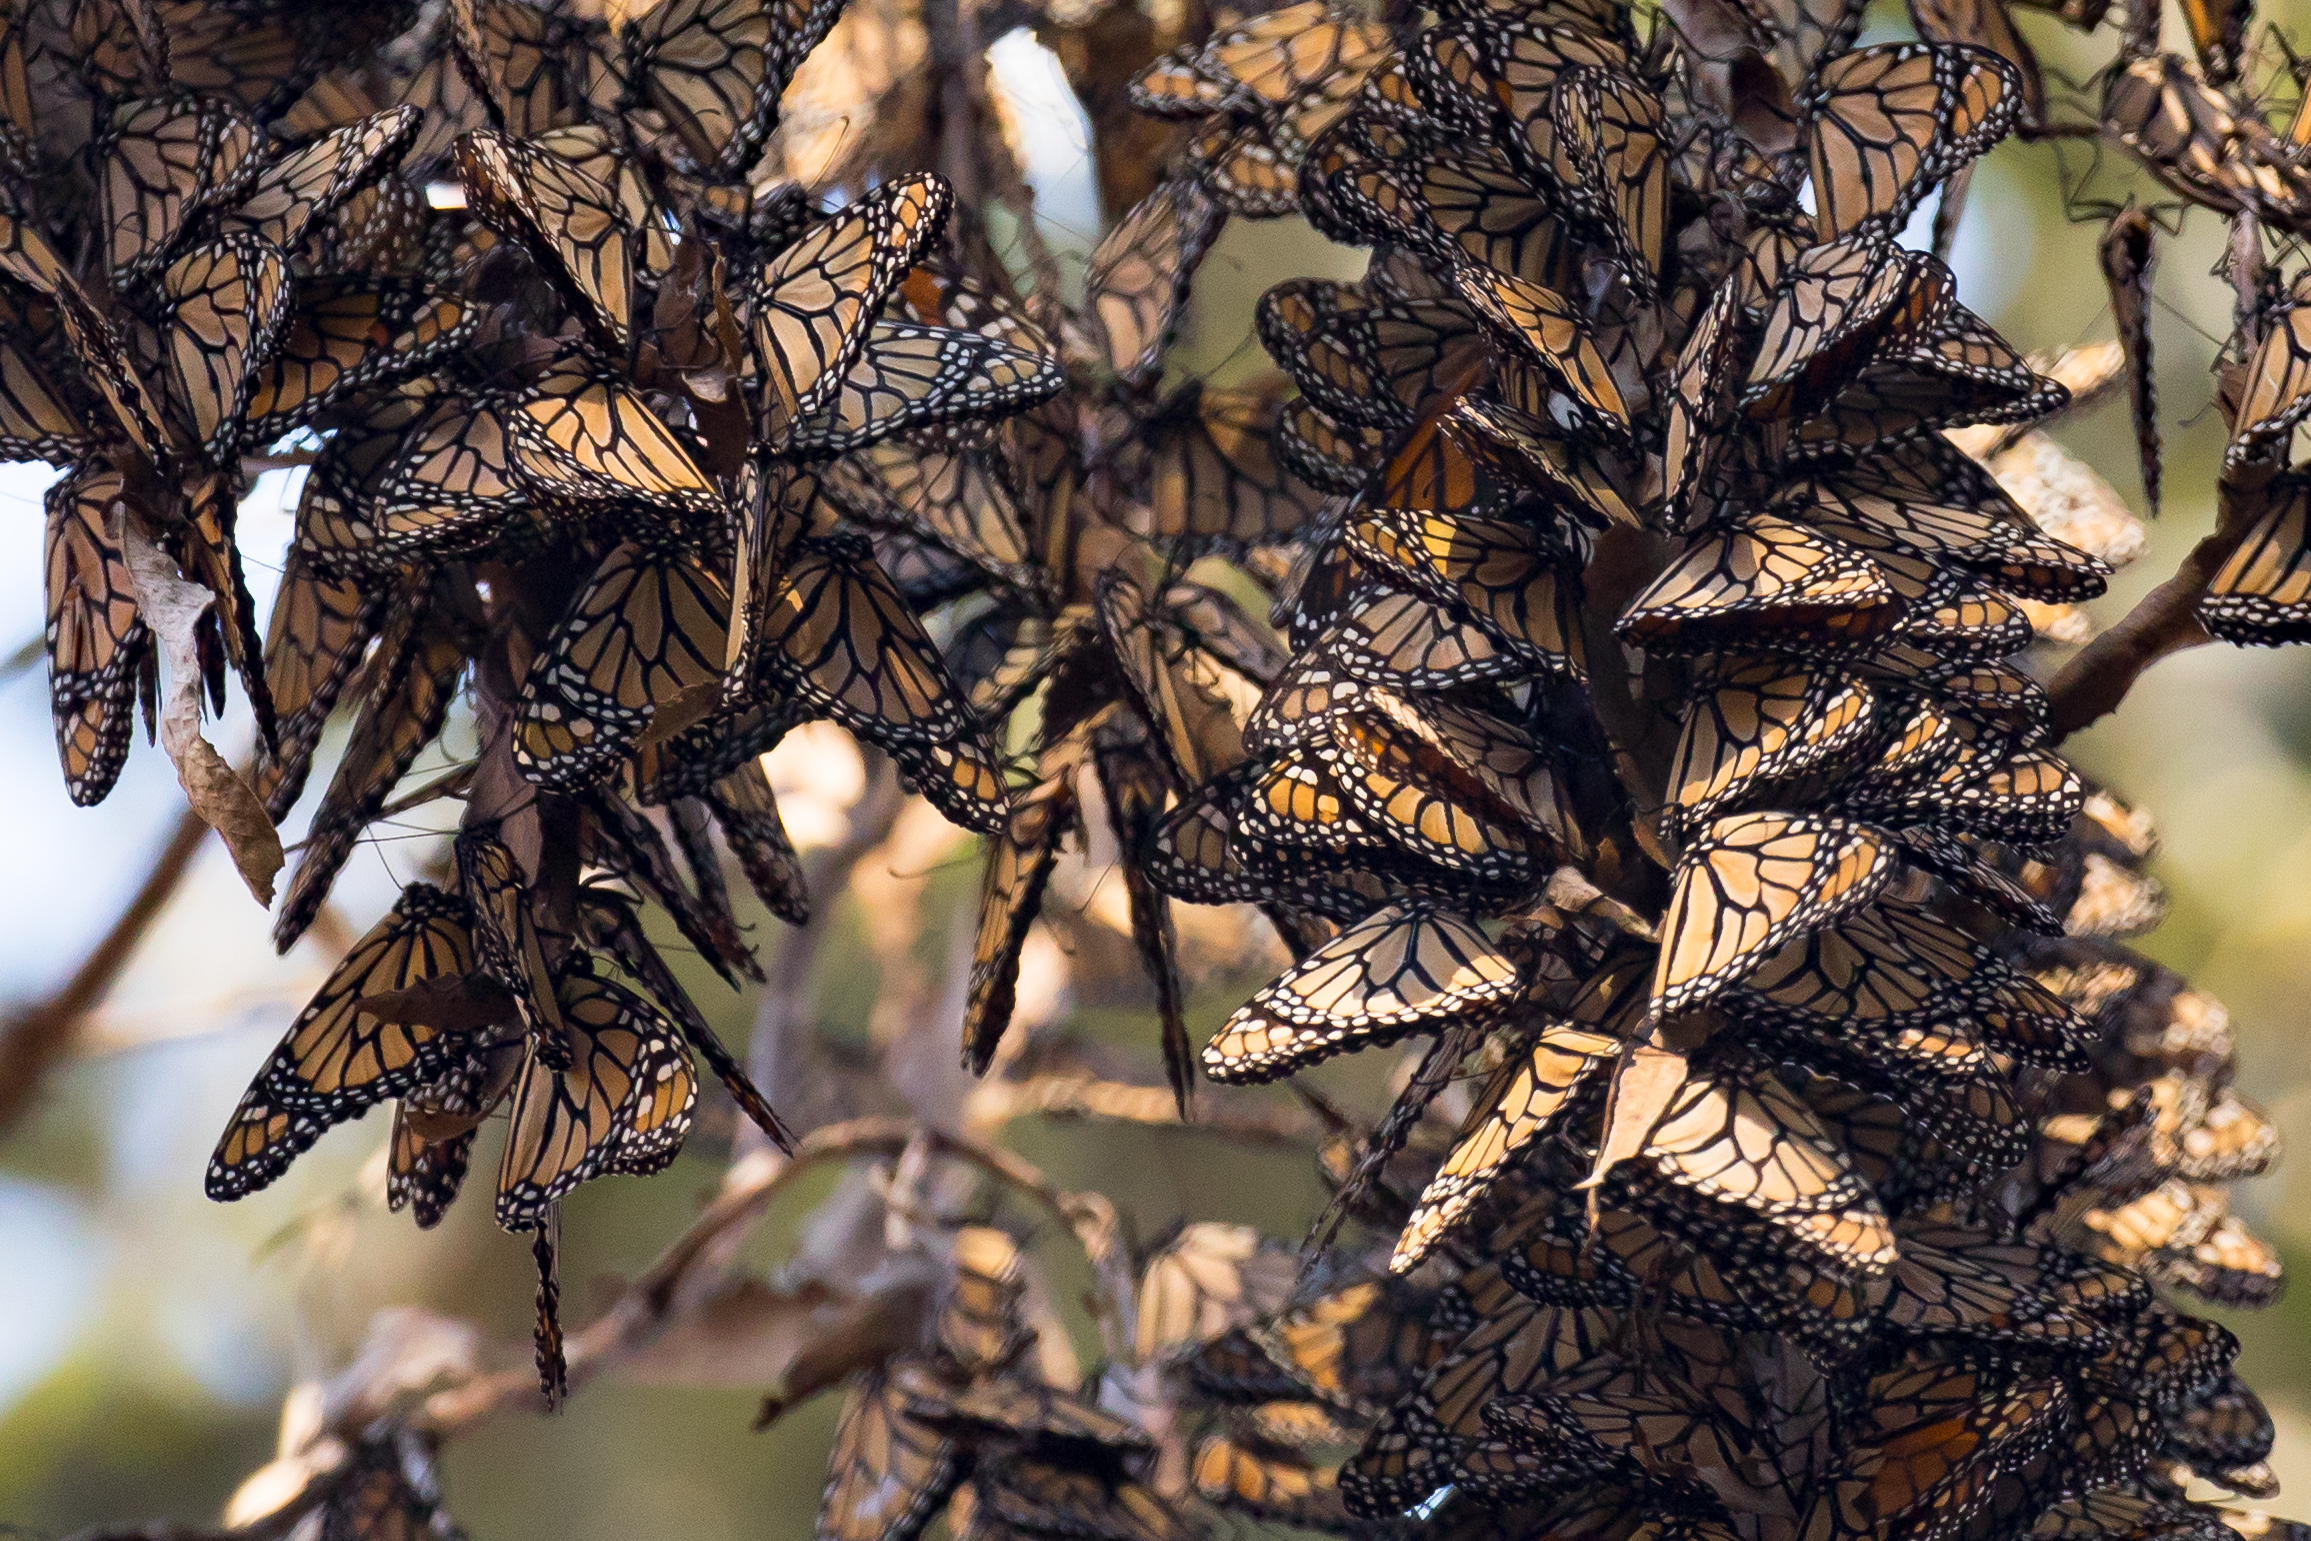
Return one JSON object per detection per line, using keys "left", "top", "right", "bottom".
{"left": 495, "top": 966, "right": 697, "bottom": 1231}
{"left": 1127, "top": 380, "right": 1334, "bottom": 555}
{"left": 1501, "top": 1191, "right": 1868, "bottom": 1341}
{"left": 1619, "top": 515, "right": 1897, "bottom": 654}
{"left": 1082, "top": 180, "right": 1224, "bottom": 392}
{"left": 701, "top": 760, "right": 809, "bottom": 926}
{"left": 1663, "top": 287, "right": 1740, "bottom": 525}
{"left": 2170, "top": 1371, "right": 2275, "bottom": 1477}
{"left": 1893, "top": 579, "right": 2034, "bottom": 663}
{"left": 1386, "top": 25, "right": 1493, "bottom": 143}
{"left": 825, "top": 441, "right": 1042, "bottom": 599}
{"left": 1802, "top": 43, "right": 2022, "bottom": 241}
{"left": 388, "top": 1107, "right": 479, "bottom": 1231}
{"left": 36, "top": 264, "right": 170, "bottom": 468}
{"left": 222, "top": 106, "right": 420, "bottom": 254}
{"left": 455, "top": 129, "right": 634, "bottom": 351}
{"left": 817, "top": 1371, "right": 963, "bottom": 1541}
{"left": 446, "top": 0, "right": 605, "bottom": 137}
{"left": 2097, "top": 206, "right": 2161, "bottom": 517}
{"left": 311, "top": 1432, "right": 463, "bottom": 1541}
{"left": 1321, "top": 591, "right": 1528, "bottom": 692}
{"left": 2204, "top": 472, "right": 2311, "bottom": 644}
{"left": 1877, "top": 1222, "right": 2106, "bottom": 1345}
{"left": 1258, "top": 280, "right": 1488, "bottom": 433}
{"left": 779, "top": 320, "right": 1063, "bottom": 457}
{"left": 273, "top": 597, "right": 468, "bottom": 953}
{"left": 1667, "top": 660, "right": 1877, "bottom": 831}
{"left": 1788, "top": 443, "right": 2110, "bottom": 601}
{"left": 890, "top": 736, "right": 1014, "bottom": 839}
{"left": 1134, "top": 5, "right": 1389, "bottom": 221}
{"left": 1191, "top": 1437, "right": 1349, "bottom": 1531}
{"left": 151, "top": 233, "right": 294, "bottom": 464}
{"left": 207, "top": 884, "right": 475, "bottom": 1200}
{"left": 1639, "top": 1049, "right": 1887, "bottom": 1224}
{"left": 300, "top": 390, "right": 529, "bottom": 574}
{"left": 2100, "top": 53, "right": 2311, "bottom": 223}
{"left": 1394, "top": 1024, "right": 1620, "bottom": 1272}
{"left": 1183, "top": 98, "right": 1345, "bottom": 219}
{"left": 1164, "top": 1, "right": 1388, "bottom": 115}
{"left": 242, "top": 280, "right": 473, "bottom": 446}
{"left": 614, "top": 0, "right": 840, "bottom": 179}
{"left": 752, "top": 174, "right": 951, "bottom": 452}
{"left": 1238, "top": 742, "right": 1383, "bottom": 852}
{"left": 962, "top": 760, "right": 1073, "bottom": 1074}
{"left": 1347, "top": 508, "right": 1585, "bottom": 676}
{"left": 94, "top": 94, "right": 262, "bottom": 281}
{"left": 1254, "top": 1279, "right": 1453, "bottom": 1420}
{"left": 1484, "top": 1374, "right": 1735, "bottom": 1485}
{"left": 1860, "top": 1354, "right": 2067, "bottom": 1529}
{"left": 969, "top": 1452, "right": 1185, "bottom": 1541}
{"left": 1482, "top": 8, "right": 1635, "bottom": 172}
{"left": 932, "top": 1226, "right": 1028, "bottom": 1374}
{"left": 1443, "top": 397, "right": 1639, "bottom": 533}
{"left": 1340, "top": 1298, "right": 1617, "bottom": 1512}
{"left": 1135, "top": 1223, "right": 1296, "bottom": 1363}
{"left": 1730, "top": 898, "right": 1980, "bottom": 1026}
{"left": 1741, "top": 237, "right": 1947, "bottom": 422}
{"left": 578, "top": 783, "right": 755, "bottom": 987}
{"left": 1447, "top": 265, "right": 1629, "bottom": 429}
{"left": 1656, "top": 811, "right": 1899, "bottom": 1014}
{"left": 455, "top": 830, "right": 571, "bottom": 1070}
{"left": 1792, "top": 310, "right": 2057, "bottom": 454}
{"left": 1143, "top": 763, "right": 1384, "bottom": 921}
{"left": 42, "top": 467, "right": 151, "bottom": 809}
{"left": 251, "top": 549, "right": 383, "bottom": 820}
{"left": 1276, "top": 396, "right": 1386, "bottom": 494}
{"left": 510, "top": 355, "right": 718, "bottom": 515}
{"left": 1539, "top": 67, "right": 1668, "bottom": 294}
{"left": 1314, "top": 124, "right": 1576, "bottom": 292}
{"left": 1087, "top": 717, "right": 1194, "bottom": 1112}
{"left": 2168, "top": 1084, "right": 2280, "bottom": 1183}
{"left": 1097, "top": 571, "right": 1257, "bottom": 789}
{"left": 514, "top": 538, "right": 729, "bottom": 789}
{"left": 0, "top": 292, "right": 90, "bottom": 467}
{"left": 1333, "top": 695, "right": 1578, "bottom": 864}
{"left": 897, "top": 1363, "right": 1154, "bottom": 1449}
{"left": 1203, "top": 904, "right": 1520, "bottom": 1083}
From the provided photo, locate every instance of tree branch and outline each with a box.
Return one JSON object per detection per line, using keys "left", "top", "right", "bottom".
{"left": 0, "top": 806, "right": 210, "bottom": 1127}
{"left": 738, "top": 752, "right": 907, "bottom": 1153}
{"left": 412, "top": 1116, "right": 1125, "bottom": 1437}
{"left": 2045, "top": 486, "right": 2264, "bottom": 742}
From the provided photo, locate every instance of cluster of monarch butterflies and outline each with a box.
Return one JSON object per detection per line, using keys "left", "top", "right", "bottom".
{"left": 15, "top": 0, "right": 2311, "bottom": 1519}
{"left": 2, "top": 0, "right": 1106, "bottom": 1406}
{"left": 894, "top": 0, "right": 2311, "bottom": 1533}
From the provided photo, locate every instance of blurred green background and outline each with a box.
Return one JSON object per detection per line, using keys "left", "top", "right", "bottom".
{"left": 8, "top": 1, "right": 2311, "bottom": 1534}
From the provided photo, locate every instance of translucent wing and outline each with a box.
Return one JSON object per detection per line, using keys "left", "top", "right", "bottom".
{"left": 496, "top": 969, "right": 697, "bottom": 1229}
{"left": 208, "top": 884, "right": 475, "bottom": 1199}
{"left": 1655, "top": 811, "right": 1899, "bottom": 1013}
{"left": 42, "top": 467, "right": 150, "bottom": 808}
{"left": 1204, "top": 904, "right": 1520, "bottom": 1082}
{"left": 751, "top": 174, "right": 951, "bottom": 449}
{"left": 780, "top": 320, "right": 1062, "bottom": 457}
{"left": 515, "top": 539, "right": 730, "bottom": 789}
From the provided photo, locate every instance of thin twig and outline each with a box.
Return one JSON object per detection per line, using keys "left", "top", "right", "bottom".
{"left": 411, "top": 1116, "right": 1123, "bottom": 1436}
{"left": 278, "top": 764, "right": 476, "bottom": 856}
